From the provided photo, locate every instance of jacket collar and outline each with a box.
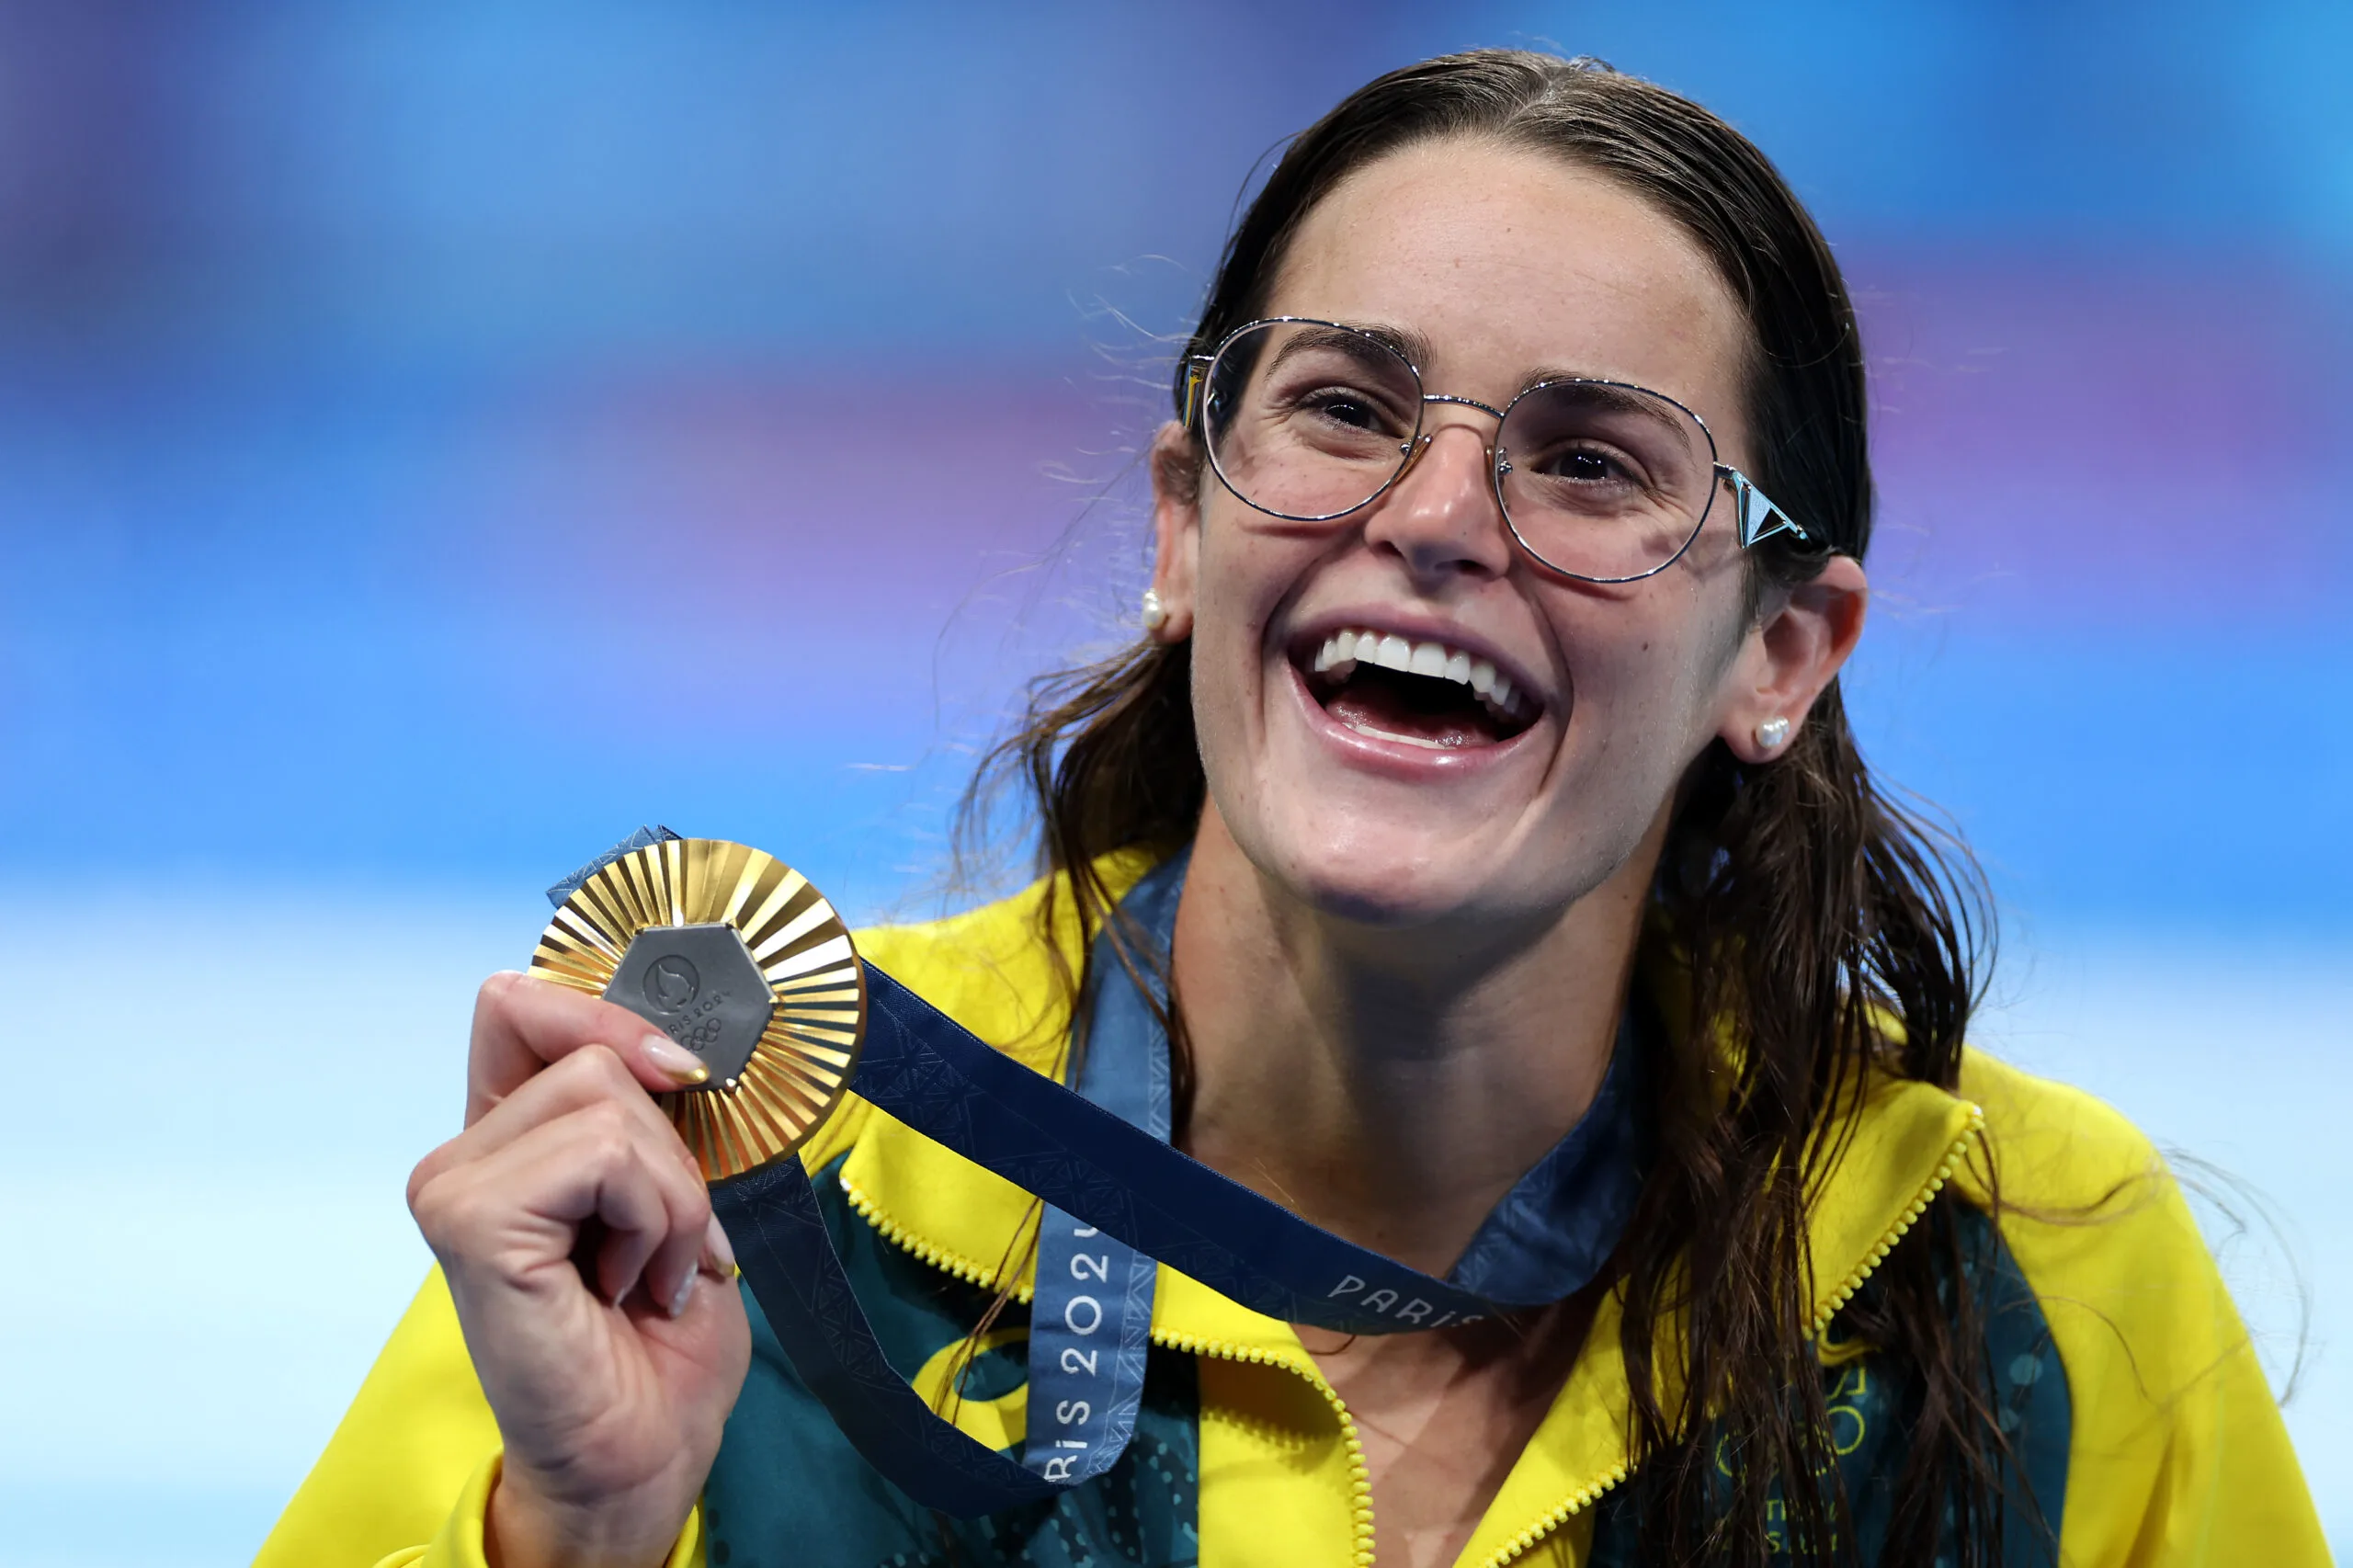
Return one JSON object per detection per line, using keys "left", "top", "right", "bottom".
{"left": 840, "top": 867, "right": 1984, "bottom": 1552}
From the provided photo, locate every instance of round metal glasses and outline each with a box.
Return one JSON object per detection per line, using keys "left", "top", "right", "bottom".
{"left": 1180, "top": 317, "right": 1809, "bottom": 584}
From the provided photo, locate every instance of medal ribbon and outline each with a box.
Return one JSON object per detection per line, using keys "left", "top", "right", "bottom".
{"left": 1018, "top": 859, "right": 1176, "bottom": 1490}
{"left": 574, "top": 844, "right": 1648, "bottom": 1517}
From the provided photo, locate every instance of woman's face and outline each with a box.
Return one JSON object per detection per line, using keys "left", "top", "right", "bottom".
{"left": 1152, "top": 138, "right": 1859, "bottom": 935}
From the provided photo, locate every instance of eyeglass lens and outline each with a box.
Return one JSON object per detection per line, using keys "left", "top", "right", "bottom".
{"left": 1201, "top": 319, "right": 1719, "bottom": 581}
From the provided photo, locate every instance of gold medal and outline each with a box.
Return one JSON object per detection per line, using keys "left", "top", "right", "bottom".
{"left": 529, "top": 836, "right": 867, "bottom": 1181}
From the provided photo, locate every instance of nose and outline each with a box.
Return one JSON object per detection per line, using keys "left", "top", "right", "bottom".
{"left": 1358, "top": 417, "right": 1516, "bottom": 585}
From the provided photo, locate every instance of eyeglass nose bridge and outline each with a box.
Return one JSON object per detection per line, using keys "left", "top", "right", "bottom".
{"left": 1422, "top": 392, "right": 1509, "bottom": 420}
{"left": 1393, "top": 392, "right": 1513, "bottom": 486}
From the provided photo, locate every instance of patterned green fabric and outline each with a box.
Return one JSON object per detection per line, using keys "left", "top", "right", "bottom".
{"left": 700, "top": 1155, "right": 1202, "bottom": 1568}
{"left": 704, "top": 1165, "right": 2062, "bottom": 1568}
{"left": 1586, "top": 1203, "right": 2071, "bottom": 1564}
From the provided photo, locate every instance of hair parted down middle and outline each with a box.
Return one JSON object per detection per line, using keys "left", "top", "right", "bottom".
{"left": 961, "top": 49, "right": 2022, "bottom": 1568}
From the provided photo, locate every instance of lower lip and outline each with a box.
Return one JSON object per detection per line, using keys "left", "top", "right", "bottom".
{"left": 1283, "top": 661, "right": 1541, "bottom": 779}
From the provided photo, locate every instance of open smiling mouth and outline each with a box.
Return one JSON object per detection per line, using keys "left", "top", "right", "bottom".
{"left": 1297, "top": 629, "right": 1539, "bottom": 750}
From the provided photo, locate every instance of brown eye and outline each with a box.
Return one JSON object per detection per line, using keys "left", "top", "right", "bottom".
{"left": 1302, "top": 389, "right": 1386, "bottom": 431}
{"left": 1535, "top": 446, "right": 1638, "bottom": 487}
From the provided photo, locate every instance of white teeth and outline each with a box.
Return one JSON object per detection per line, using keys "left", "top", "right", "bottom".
{"left": 1306, "top": 627, "right": 1531, "bottom": 720}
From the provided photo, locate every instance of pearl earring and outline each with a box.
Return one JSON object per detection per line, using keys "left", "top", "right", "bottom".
{"left": 1756, "top": 716, "right": 1791, "bottom": 751}
{"left": 1141, "top": 589, "right": 1167, "bottom": 632}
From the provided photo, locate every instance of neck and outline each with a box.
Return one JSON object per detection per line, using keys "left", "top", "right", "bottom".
{"left": 1170, "top": 806, "right": 1665, "bottom": 1278}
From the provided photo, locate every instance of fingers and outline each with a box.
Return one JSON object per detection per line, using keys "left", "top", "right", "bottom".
{"left": 412, "top": 1085, "right": 714, "bottom": 1318}
{"left": 420, "top": 967, "right": 730, "bottom": 1323}
{"left": 563, "top": 1118, "right": 703, "bottom": 1313}
{"left": 415, "top": 1042, "right": 695, "bottom": 1197}
{"left": 467, "top": 970, "right": 711, "bottom": 1126}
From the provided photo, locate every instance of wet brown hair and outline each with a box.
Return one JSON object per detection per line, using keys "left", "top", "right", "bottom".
{"left": 963, "top": 49, "right": 2019, "bottom": 1566}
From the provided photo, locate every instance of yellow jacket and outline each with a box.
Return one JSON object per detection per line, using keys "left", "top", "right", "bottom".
{"left": 258, "top": 872, "right": 2328, "bottom": 1567}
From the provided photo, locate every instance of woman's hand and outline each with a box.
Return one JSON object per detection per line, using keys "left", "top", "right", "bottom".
{"left": 408, "top": 971, "right": 750, "bottom": 1568}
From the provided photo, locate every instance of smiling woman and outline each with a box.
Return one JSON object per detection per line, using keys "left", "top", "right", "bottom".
{"left": 257, "top": 51, "right": 2326, "bottom": 1568}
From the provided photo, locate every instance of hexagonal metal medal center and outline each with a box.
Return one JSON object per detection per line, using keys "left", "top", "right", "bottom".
{"left": 603, "top": 923, "right": 774, "bottom": 1089}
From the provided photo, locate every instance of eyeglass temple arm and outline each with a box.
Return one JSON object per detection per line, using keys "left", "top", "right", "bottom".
{"left": 1180, "top": 357, "right": 1212, "bottom": 429}
{"left": 1721, "top": 466, "right": 1811, "bottom": 548}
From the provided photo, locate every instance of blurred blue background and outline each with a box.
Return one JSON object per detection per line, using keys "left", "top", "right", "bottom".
{"left": 0, "top": 3, "right": 2346, "bottom": 1562}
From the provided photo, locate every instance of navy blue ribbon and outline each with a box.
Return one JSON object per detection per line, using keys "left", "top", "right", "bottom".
{"left": 564, "top": 835, "right": 1648, "bottom": 1517}
{"left": 833, "top": 946, "right": 1645, "bottom": 1335}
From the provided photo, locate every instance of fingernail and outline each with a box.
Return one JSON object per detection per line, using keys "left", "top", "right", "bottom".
{"left": 642, "top": 1035, "right": 710, "bottom": 1085}
{"left": 666, "top": 1267, "right": 697, "bottom": 1318}
{"left": 701, "top": 1214, "right": 737, "bottom": 1278}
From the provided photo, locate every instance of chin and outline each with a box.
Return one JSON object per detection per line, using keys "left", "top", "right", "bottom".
{"left": 1252, "top": 803, "right": 1538, "bottom": 931}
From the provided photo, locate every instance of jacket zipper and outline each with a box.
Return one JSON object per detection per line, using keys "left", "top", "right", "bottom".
{"left": 1470, "top": 1105, "right": 1984, "bottom": 1568}
{"left": 1153, "top": 1326, "right": 1381, "bottom": 1568}
{"left": 842, "top": 1106, "right": 1981, "bottom": 1568}
{"left": 839, "top": 1174, "right": 1029, "bottom": 1294}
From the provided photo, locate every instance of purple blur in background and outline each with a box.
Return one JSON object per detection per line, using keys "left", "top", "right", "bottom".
{"left": 0, "top": 5, "right": 2344, "bottom": 1562}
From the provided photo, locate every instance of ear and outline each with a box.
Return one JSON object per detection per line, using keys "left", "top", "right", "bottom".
{"left": 1145, "top": 419, "right": 1202, "bottom": 643}
{"left": 1717, "top": 554, "right": 1869, "bottom": 764}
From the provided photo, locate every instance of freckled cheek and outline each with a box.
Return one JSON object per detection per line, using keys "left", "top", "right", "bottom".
{"left": 1199, "top": 529, "right": 1312, "bottom": 669}
{"left": 1190, "top": 547, "right": 1297, "bottom": 747}
{"left": 1551, "top": 610, "right": 1713, "bottom": 739}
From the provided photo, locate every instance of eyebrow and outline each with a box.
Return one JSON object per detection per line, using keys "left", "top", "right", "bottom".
{"left": 1522, "top": 366, "right": 1646, "bottom": 399}
{"left": 1518, "top": 369, "right": 1699, "bottom": 443}
{"left": 1289, "top": 323, "right": 1706, "bottom": 442}
{"left": 1334, "top": 327, "right": 1635, "bottom": 398}
{"left": 1256, "top": 323, "right": 1427, "bottom": 396}
{"left": 1341, "top": 321, "right": 1436, "bottom": 371}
